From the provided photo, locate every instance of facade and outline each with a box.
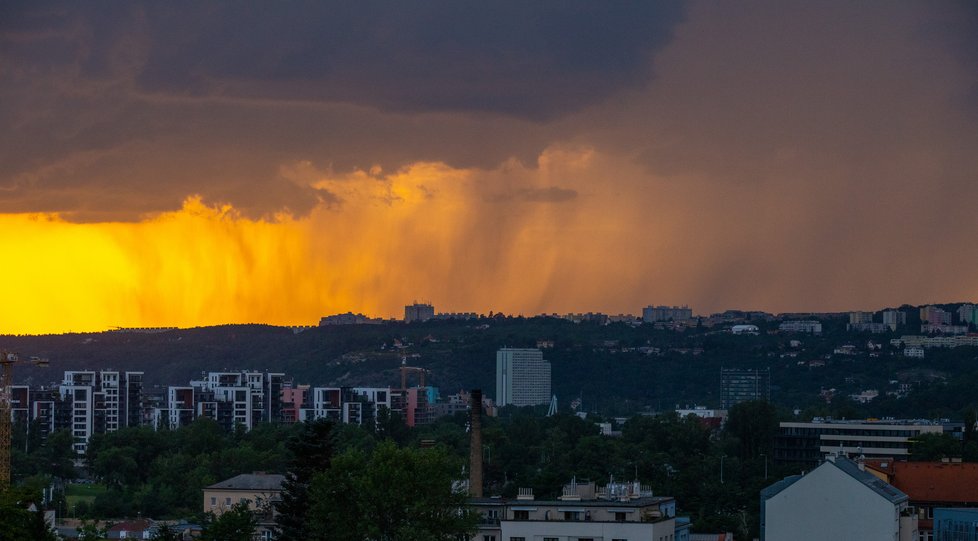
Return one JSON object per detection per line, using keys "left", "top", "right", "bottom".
{"left": 404, "top": 303, "right": 435, "bottom": 323}
{"left": 319, "top": 312, "right": 383, "bottom": 325}
{"left": 57, "top": 370, "right": 144, "bottom": 454}
{"left": 643, "top": 305, "right": 693, "bottom": 323}
{"left": 761, "top": 455, "right": 917, "bottom": 541}
{"left": 778, "top": 320, "right": 823, "bottom": 334}
{"left": 957, "top": 305, "right": 977, "bottom": 326}
{"left": 850, "top": 311, "right": 875, "bottom": 325}
{"left": 921, "top": 306, "right": 953, "bottom": 325}
{"left": 471, "top": 481, "right": 677, "bottom": 541}
{"left": 934, "top": 508, "right": 978, "bottom": 541}
{"left": 775, "top": 419, "right": 946, "bottom": 466}
{"left": 496, "top": 348, "right": 551, "bottom": 407}
{"left": 203, "top": 473, "right": 284, "bottom": 540}
{"left": 719, "top": 368, "right": 770, "bottom": 409}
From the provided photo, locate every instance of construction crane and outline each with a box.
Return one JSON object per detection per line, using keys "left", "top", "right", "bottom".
{"left": 399, "top": 364, "right": 427, "bottom": 389}
{"left": 1, "top": 350, "right": 48, "bottom": 490}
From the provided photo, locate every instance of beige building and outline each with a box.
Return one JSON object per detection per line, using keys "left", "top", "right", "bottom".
{"left": 203, "top": 473, "right": 284, "bottom": 539}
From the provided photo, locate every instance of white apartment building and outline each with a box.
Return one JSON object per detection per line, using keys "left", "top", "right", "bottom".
{"left": 496, "top": 348, "right": 551, "bottom": 407}
{"left": 883, "top": 310, "right": 908, "bottom": 331}
{"left": 472, "top": 481, "right": 678, "bottom": 541}
{"left": 59, "top": 370, "right": 144, "bottom": 454}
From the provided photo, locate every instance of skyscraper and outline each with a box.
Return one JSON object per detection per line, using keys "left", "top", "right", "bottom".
{"left": 404, "top": 302, "right": 435, "bottom": 323}
{"left": 496, "top": 348, "right": 551, "bottom": 407}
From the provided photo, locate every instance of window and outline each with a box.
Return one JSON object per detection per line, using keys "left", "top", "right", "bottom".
{"left": 513, "top": 510, "right": 529, "bottom": 520}
{"left": 612, "top": 539, "right": 628, "bottom": 541}
{"left": 615, "top": 512, "right": 627, "bottom": 522}
{"left": 509, "top": 538, "right": 525, "bottom": 541}
{"left": 210, "top": 497, "right": 216, "bottom": 506}
{"left": 564, "top": 511, "right": 580, "bottom": 521}
{"left": 225, "top": 497, "right": 231, "bottom": 505}
{"left": 483, "top": 537, "right": 496, "bottom": 541}
{"left": 544, "top": 538, "right": 558, "bottom": 541}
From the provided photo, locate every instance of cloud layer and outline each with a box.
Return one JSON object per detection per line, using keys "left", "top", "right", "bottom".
{"left": 1, "top": 2, "right": 977, "bottom": 331}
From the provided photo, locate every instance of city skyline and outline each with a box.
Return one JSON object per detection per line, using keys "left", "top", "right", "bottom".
{"left": 2, "top": 2, "right": 977, "bottom": 335}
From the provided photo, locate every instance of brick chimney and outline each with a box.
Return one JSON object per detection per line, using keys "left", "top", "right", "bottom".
{"left": 469, "top": 389, "right": 483, "bottom": 497}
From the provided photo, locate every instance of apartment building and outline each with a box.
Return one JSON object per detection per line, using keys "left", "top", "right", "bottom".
{"left": 471, "top": 480, "right": 678, "bottom": 541}
{"left": 496, "top": 348, "right": 551, "bottom": 408}
{"left": 775, "top": 419, "right": 950, "bottom": 466}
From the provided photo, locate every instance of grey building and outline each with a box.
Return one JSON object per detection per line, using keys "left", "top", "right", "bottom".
{"left": 496, "top": 348, "right": 551, "bottom": 407}
{"left": 720, "top": 368, "right": 770, "bottom": 409}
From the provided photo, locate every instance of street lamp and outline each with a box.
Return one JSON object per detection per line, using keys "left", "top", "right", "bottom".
{"left": 761, "top": 453, "right": 768, "bottom": 480}
{"left": 720, "top": 455, "right": 725, "bottom": 484}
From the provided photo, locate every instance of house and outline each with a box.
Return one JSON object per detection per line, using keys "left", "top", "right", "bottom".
{"left": 107, "top": 518, "right": 152, "bottom": 539}
{"left": 864, "top": 459, "right": 978, "bottom": 541}
{"left": 761, "top": 455, "right": 917, "bottom": 541}
{"left": 203, "top": 472, "right": 285, "bottom": 540}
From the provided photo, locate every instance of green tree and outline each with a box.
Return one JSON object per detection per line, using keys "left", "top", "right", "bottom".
{"left": 201, "top": 501, "right": 258, "bottom": 541}
{"left": 725, "top": 401, "right": 779, "bottom": 460}
{"left": 150, "top": 522, "right": 182, "bottom": 541}
{"left": 274, "top": 419, "right": 335, "bottom": 540}
{"left": 307, "top": 441, "right": 477, "bottom": 541}
{"left": 911, "top": 433, "right": 963, "bottom": 461}
{"left": 0, "top": 486, "right": 58, "bottom": 541}
{"left": 77, "top": 519, "right": 109, "bottom": 540}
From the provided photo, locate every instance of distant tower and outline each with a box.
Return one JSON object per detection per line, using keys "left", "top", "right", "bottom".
{"left": 404, "top": 302, "right": 435, "bottom": 323}
{"left": 720, "top": 367, "right": 771, "bottom": 408}
{"left": 495, "top": 348, "right": 551, "bottom": 407}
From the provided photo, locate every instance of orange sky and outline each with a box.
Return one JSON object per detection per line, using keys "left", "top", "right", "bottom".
{"left": 1, "top": 2, "right": 976, "bottom": 334}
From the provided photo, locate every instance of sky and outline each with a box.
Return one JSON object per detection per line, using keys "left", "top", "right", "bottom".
{"left": 1, "top": 1, "right": 977, "bottom": 334}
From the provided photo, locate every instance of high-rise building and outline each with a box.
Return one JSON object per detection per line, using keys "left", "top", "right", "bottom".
{"left": 957, "top": 304, "right": 977, "bottom": 326}
{"left": 404, "top": 303, "right": 435, "bottom": 323}
{"left": 920, "top": 305, "right": 952, "bottom": 325}
{"left": 848, "top": 311, "right": 874, "bottom": 325}
{"left": 642, "top": 305, "right": 693, "bottom": 323}
{"left": 57, "top": 370, "right": 144, "bottom": 454}
{"left": 496, "top": 348, "right": 551, "bottom": 407}
{"left": 719, "top": 368, "right": 770, "bottom": 409}
{"left": 882, "top": 310, "right": 907, "bottom": 331}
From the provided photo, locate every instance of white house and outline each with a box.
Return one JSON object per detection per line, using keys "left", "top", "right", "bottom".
{"left": 761, "top": 455, "right": 917, "bottom": 541}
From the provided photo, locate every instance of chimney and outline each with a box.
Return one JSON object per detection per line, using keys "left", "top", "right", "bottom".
{"left": 469, "top": 389, "right": 483, "bottom": 497}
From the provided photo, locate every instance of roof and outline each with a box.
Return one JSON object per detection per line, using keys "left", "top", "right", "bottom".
{"left": 205, "top": 473, "right": 285, "bottom": 491}
{"left": 830, "top": 456, "right": 908, "bottom": 504}
{"left": 108, "top": 519, "right": 152, "bottom": 532}
{"left": 762, "top": 457, "right": 907, "bottom": 505}
{"left": 469, "top": 496, "right": 673, "bottom": 508}
{"left": 881, "top": 462, "right": 978, "bottom": 504}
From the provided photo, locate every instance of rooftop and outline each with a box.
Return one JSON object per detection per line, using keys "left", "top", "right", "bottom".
{"left": 205, "top": 473, "right": 285, "bottom": 492}
{"left": 865, "top": 460, "right": 978, "bottom": 504}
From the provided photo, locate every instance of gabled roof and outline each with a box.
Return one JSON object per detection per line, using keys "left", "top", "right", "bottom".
{"left": 830, "top": 457, "right": 908, "bottom": 505}
{"left": 881, "top": 462, "right": 978, "bottom": 504}
{"left": 205, "top": 473, "right": 285, "bottom": 491}
{"left": 762, "top": 456, "right": 908, "bottom": 505}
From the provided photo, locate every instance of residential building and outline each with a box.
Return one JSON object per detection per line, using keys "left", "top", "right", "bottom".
{"left": 778, "top": 320, "right": 823, "bottom": 334}
{"left": 921, "top": 306, "right": 953, "bottom": 325}
{"left": 470, "top": 480, "right": 677, "bottom": 541}
{"left": 719, "top": 368, "right": 770, "bottom": 409}
{"left": 884, "top": 310, "right": 909, "bottom": 331}
{"left": 850, "top": 311, "right": 875, "bottom": 325}
{"left": 495, "top": 348, "right": 551, "bottom": 407}
{"left": 57, "top": 370, "right": 144, "bottom": 454}
{"left": 775, "top": 419, "right": 946, "bottom": 466}
{"left": 864, "top": 459, "right": 978, "bottom": 541}
{"left": 922, "top": 324, "right": 969, "bottom": 335}
{"left": 404, "top": 303, "right": 435, "bottom": 323}
{"left": 643, "top": 305, "right": 693, "bottom": 323}
{"left": 203, "top": 473, "right": 284, "bottom": 541}
{"left": 905, "top": 346, "right": 926, "bottom": 359}
{"left": 761, "top": 455, "right": 917, "bottom": 541}
{"left": 957, "top": 304, "right": 977, "bottom": 326}
{"left": 319, "top": 312, "right": 382, "bottom": 325}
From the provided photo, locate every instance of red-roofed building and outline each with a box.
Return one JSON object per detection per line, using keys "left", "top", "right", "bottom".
{"left": 865, "top": 458, "right": 978, "bottom": 541}
{"left": 107, "top": 518, "right": 153, "bottom": 539}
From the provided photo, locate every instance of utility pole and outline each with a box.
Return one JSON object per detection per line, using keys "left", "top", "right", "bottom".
{"left": 0, "top": 350, "right": 49, "bottom": 490}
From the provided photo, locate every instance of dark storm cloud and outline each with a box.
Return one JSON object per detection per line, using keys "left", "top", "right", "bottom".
{"left": 0, "top": 1, "right": 684, "bottom": 219}
{"left": 9, "top": 1, "right": 685, "bottom": 120}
